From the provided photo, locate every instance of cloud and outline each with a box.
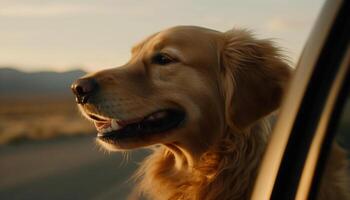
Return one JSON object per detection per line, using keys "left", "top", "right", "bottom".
{"left": 0, "top": 3, "right": 96, "bottom": 17}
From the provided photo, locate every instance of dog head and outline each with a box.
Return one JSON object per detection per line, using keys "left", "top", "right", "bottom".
{"left": 72, "top": 26, "right": 291, "bottom": 153}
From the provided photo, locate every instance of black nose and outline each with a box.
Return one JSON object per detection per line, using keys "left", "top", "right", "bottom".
{"left": 71, "top": 78, "right": 98, "bottom": 104}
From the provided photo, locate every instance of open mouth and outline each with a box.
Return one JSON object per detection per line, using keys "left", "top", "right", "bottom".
{"left": 88, "top": 109, "right": 186, "bottom": 142}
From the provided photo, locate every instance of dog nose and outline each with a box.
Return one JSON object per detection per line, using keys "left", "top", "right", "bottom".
{"left": 71, "top": 78, "right": 99, "bottom": 104}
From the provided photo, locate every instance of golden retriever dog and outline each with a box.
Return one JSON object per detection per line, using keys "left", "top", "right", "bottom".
{"left": 71, "top": 26, "right": 349, "bottom": 199}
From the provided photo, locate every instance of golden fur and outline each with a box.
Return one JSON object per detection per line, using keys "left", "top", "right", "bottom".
{"left": 76, "top": 26, "right": 349, "bottom": 200}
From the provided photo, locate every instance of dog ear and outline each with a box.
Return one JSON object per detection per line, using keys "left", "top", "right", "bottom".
{"left": 220, "top": 29, "right": 292, "bottom": 129}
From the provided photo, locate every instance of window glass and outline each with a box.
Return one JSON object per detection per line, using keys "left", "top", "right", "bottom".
{"left": 336, "top": 95, "right": 350, "bottom": 156}
{"left": 315, "top": 78, "right": 350, "bottom": 199}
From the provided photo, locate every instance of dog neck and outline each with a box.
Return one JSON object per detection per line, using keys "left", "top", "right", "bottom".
{"left": 133, "top": 118, "right": 270, "bottom": 200}
{"left": 163, "top": 136, "right": 218, "bottom": 171}
{"left": 163, "top": 143, "right": 198, "bottom": 170}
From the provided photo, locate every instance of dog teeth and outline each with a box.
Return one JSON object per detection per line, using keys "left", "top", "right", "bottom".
{"left": 111, "top": 119, "right": 121, "bottom": 130}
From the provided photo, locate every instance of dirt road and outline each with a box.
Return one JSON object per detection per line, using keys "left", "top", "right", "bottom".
{"left": 0, "top": 135, "right": 148, "bottom": 200}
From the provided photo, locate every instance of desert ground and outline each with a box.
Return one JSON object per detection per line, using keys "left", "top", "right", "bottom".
{"left": 0, "top": 135, "right": 148, "bottom": 199}
{"left": 0, "top": 96, "right": 148, "bottom": 199}
{"left": 0, "top": 96, "right": 94, "bottom": 144}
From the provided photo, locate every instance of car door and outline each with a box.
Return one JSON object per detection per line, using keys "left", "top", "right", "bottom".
{"left": 251, "top": 0, "right": 350, "bottom": 199}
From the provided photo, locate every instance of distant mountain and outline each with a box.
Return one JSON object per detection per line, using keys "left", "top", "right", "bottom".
{"left": 0, "top": 67, "right": 86, "bottom": 96}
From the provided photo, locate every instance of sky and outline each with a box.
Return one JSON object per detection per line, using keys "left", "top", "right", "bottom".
{"left": 0, "top": 0, "right": 325, "bottom": 72}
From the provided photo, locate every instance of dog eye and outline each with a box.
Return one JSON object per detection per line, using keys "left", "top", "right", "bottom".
{"left": 151, "top": 53, "right": 175, "bottom": 65}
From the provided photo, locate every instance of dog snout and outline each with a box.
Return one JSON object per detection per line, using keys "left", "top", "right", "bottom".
{"left": 71, "top": 78, "right": 99, "bottom": 104}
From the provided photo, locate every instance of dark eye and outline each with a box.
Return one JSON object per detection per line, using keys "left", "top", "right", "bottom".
{"left": 151, "top": 53, "right": 175, "bottom": 65}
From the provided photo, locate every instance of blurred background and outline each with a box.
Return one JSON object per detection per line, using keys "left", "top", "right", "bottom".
{"left": 0, "top": 0, "right": 336, "bottom": 199}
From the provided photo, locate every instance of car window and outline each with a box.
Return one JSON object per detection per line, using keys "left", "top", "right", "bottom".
{"left": 312, "top": 73, "right": 350, "bottom": 199}
{"left": 337, "top": 96, "right": 350, "bottom": 157}
{"left": 252, "top": 1, "right": 350, "bottom": 199}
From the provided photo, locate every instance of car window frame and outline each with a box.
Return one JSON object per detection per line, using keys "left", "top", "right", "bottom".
{"left": 251, "top": 0, "right": 350, "bottom": 199}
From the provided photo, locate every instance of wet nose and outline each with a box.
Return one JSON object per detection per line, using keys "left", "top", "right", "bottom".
{"left": 71, "top": 78, "right": 99, "bottom": 104}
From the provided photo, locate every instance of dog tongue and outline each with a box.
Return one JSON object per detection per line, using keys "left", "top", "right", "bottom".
{"left": 94, "top": 120, "right": 111, "bottom": 131}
